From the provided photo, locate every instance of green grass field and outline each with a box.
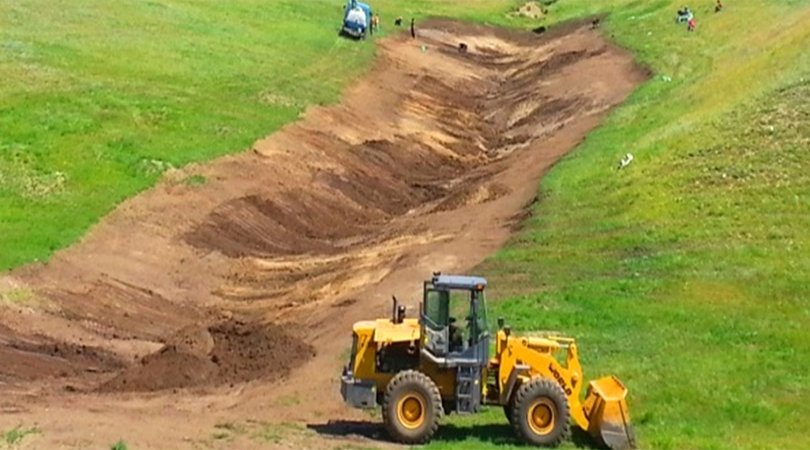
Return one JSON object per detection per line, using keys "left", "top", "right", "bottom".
{"left": 3, "top": 0, "right": 810, "bottom": 449}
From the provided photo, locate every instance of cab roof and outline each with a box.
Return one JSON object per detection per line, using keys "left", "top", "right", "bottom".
{"left": 431, "top": 274, "right": 487, "bottom": 290}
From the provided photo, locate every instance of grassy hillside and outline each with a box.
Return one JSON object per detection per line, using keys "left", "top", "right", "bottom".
{"left": 431, "top": 1, "right": 810, "bottom": 450}
{"left": 0, "top": 0, "right": 518, "bottom": 270}
{"left": 3, "top": 0, "right": 809, "bottom": 449}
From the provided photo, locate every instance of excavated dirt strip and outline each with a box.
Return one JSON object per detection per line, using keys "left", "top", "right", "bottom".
{"left": 0, "top": 20, "right": 646, "bottom": 449}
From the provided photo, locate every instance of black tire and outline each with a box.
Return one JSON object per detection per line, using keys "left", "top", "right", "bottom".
{"left": 504, "top": 390, "right": 516, "bottom": 425}
{"left": 382, "top": 370, "right": 443, "bottom": 444}
{"left": 511, "top": 378, "right": 570, "bottom": 447}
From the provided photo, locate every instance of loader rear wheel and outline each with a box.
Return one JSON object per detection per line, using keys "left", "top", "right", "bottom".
{"left": 383, "top": 370, "right": 443, "bottom": 444}
{"left": 512, "top": 378, "right": 570, "bottom": 447}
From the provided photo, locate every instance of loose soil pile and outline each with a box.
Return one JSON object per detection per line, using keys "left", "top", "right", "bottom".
{"left": 98, "top": 320, "right": 314, "bottom": 392}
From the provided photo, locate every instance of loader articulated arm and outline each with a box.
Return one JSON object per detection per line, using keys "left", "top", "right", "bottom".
{"left": 496, "top": 331, "right": 589, "bottom": 429}
{"left": 495, "top": 329, "right": 635, "bottom": 449}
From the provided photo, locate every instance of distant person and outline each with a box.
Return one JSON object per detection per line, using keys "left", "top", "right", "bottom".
{"left": 371, "top": 13, "right": 380, "bottom": 34}
{"left": 410, "top": 18, "right": 416, "bottom": 39}
{"left": 715, "top": 0, "right": 723, "bottom": 12}
{"left": 394, "top": 16, "right": 403, "bottom": 26}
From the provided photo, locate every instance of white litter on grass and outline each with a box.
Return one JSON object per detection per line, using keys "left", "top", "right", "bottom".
{"left": 618, "top": 153, "right": 634, "bottom": 170}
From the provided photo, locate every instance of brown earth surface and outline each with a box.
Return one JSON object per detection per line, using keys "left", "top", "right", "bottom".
{"left": 96, "top": 320, "right": 316, "bottom": 393}
{"left": 0, "top": 19, "right": 646, "bottom": 449}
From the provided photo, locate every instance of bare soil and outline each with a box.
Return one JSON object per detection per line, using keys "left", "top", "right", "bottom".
{"left": 96, "top": 320, "right": 315, "bottom": 393}
{"left": 0, "top": 19, "right": 646, "bottom": 449}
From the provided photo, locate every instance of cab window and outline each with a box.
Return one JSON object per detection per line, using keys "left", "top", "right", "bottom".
{"left": 424, "top": 289, "right": 449, "bottom": 327}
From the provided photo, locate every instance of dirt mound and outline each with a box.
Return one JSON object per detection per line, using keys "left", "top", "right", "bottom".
{"left": 97, "top": 347, "right": 217, "bottom": 392}
{"left": 98, "top": 320, "right": 314, "bottom": 392}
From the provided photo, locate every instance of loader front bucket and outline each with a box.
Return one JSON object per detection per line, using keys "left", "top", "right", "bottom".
{"left": 582, "top": 375, "right": 636, "bottom": 450}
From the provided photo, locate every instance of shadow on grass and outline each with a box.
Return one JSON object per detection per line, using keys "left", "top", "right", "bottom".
{"left": 434, "top": 423, "right": 603, "bottom": 448}
{"left": 307, "top": 419, "right": 604, "bottom": 448}
{"left": 307, "top": 420, "right": 386, "bottom": 441}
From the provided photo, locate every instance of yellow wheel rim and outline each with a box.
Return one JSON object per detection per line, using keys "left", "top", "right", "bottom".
{"left": 396, "top": 393, "right": 426, "bottom": 429}
{"left": 527, "top": 398, "right": 556, "bottom": 435}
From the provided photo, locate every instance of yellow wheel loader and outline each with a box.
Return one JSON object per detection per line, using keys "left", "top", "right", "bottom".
{"left": 340, "top": 273, "right": 635, "bottom": 448}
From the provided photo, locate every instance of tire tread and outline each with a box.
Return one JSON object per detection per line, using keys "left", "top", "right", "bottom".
{"left": 510, "top": 377, "right": 571, "bottom": 447}
{"left": 382, "top": 370, "right": 443, "bottom": 444}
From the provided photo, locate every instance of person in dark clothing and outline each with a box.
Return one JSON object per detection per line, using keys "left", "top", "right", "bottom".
{"left": 715, "top": 0, "right": 723, "bottom": 12}
{"left": 410, "top": 18, "right": 416, "bottom": 38}
{"left": 449, "top": 318, "right": 463, "bottom": 350}
{"left": 394, "top": 16, "right": 403, "bottom": 26}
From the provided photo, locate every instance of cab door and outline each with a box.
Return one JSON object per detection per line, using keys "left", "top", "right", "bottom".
{"left": 421, "top": 286, "right": 450, "bottom": 357}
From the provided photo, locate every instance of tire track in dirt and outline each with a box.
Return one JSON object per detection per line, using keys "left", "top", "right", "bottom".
{"left": 0, "top": 19, "right": 647, "bottom": 449}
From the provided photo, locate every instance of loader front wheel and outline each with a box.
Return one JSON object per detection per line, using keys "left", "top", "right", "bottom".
{"left": 504, "top": 392, "right": 516, "bottom": 425}
{"left": 383, "top": 370, "right": 443, "bottom": 444}
{"left": 512, "top": 378, "right": 570, "bottom": 447}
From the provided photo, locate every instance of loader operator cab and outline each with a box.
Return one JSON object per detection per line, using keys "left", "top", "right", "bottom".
{"left": 421, "top": 273, "right": 489, "bottom": 364}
